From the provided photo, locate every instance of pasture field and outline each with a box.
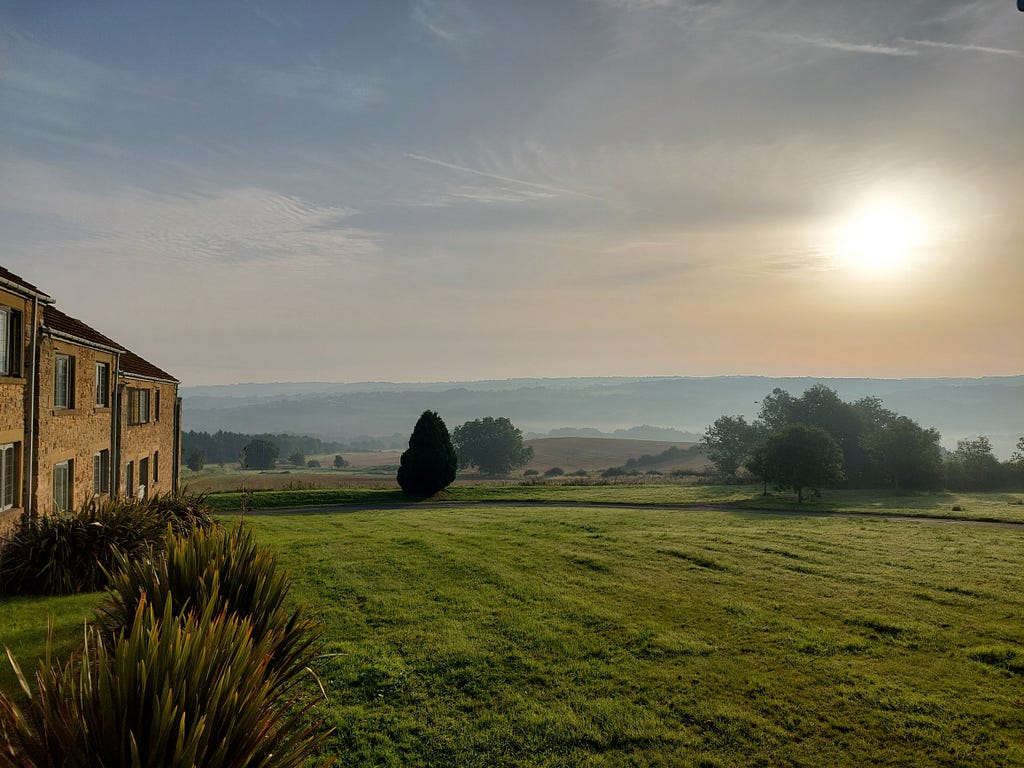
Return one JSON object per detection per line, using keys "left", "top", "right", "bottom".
{"left": 180, "top": 437, "right": 710, "bottom": 493}
{"left": 523, "top": 437, "right": 705, "bottom": 473}
{"left": 203, "top": 484, "right": 1024, "bottom": 524}
{"left": 4, "top": 504, "right": 1024, "bottom": 766}
{"left": 251, "top": 506, "right": 1024, "bottom": 766}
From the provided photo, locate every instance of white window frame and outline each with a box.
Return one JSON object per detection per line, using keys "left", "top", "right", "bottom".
{"left": 95, "top": 362, "right": 110, "bottom": 407}
{"left": 55, "top": 354, "right": 74, "bottom": 409}
{"left": 0, "top": 443, "right": 17, "bottom": 511}
{"left": 53, "top": 460, "right": 71, "bottom": 513}
{"left": 127, "top": 388, "right": 151, "bottom": 425}
{"left": 93, "top": 450, "right": 110, "bottom": 495}
{"left": 0, "top": 308, "right": 10, "bottom": 376}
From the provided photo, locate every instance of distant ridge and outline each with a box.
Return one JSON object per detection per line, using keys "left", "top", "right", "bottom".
{"left": 181, "top": 375, "right": 1024, "bottom": 458}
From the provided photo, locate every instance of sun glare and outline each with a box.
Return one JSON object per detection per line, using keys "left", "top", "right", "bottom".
{"left": 831, "top": 198, "right": 929, "bottom": 276}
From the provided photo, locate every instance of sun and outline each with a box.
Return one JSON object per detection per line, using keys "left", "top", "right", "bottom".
{"left": 831, "top": 198, "right": 929, "bottom": 276}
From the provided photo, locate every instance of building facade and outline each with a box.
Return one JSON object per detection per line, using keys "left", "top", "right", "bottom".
{"left": 0, "top": 266, "right": 180, "bottom": 518}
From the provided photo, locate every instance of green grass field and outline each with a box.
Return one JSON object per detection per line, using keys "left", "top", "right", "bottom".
{"left": 3, "top": 501, "right": 1023, "bottom": 766}
{"left": 204, "top": 483, "right": 1024, "bottom": 524}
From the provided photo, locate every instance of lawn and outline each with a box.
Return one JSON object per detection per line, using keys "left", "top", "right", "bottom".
{"left": 204, "top": 483, "right": 1024, "bottom": 524}
{"left": 249, "top": 505, "right": 1023, "bottom": 766}
{"left": 3, "top": 503, "right": 1023, "bottom": 766}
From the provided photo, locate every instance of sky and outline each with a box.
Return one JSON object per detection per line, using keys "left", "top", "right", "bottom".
{"left": 1, "top": 1, "right": 1022, "bottom": 386}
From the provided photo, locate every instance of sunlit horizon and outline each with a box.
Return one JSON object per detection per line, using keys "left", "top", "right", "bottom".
{"left": 2, "top": 2, "right": 1021, "bottom": 386}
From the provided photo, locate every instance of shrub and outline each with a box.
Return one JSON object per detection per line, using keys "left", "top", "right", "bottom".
{"left": 523, "top": 469, "right": 539, "bottom": 477}
{"left": 569, "top": 469, "right": 589, "bottom": 477}
{"left": 142, "top": 491, "right": 217, "bottom": 537}
{"left": 397, "top": 411, "right": 457, "bottom": 497}
{"left": 543, "top": 467, "right": 564, "bottom": 478}
{"left": 0, "top": 595, "right": 332, "bottom": 768}
{"left": 0, "top": 499, "right": 165, "bottom": 596}
{"left": 306, "top": 459, "right": 321, "bottom": 468}
{"left": 97, "top": 525, "right": 320, "bottom": 690}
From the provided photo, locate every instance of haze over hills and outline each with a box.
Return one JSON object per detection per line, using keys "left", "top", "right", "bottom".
{"left": 181, "top": 375, "right": 1024, "bottom": 459}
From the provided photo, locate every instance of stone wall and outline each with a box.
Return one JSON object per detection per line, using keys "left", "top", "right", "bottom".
{"left": 34, "top": 336, "right": 117, "bottom": 513}
{"left": 0, "top": 289, "right": 41, "bottom": 513}
{"left": 118, "top": 377, "right": 178, "bottom": 498}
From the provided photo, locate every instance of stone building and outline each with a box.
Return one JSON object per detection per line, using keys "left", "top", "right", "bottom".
{"left": 0, "top": 266, "right": 180, "bottom": 519}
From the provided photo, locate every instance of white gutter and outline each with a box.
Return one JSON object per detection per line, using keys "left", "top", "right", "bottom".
{"left": 0, "top": 277, "right": 52, "bottom": 304}
{"left": 40, "top": 327, "right": 124, "bottom": 356}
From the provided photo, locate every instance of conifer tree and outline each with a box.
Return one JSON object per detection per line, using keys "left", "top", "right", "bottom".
{"left": 397, "top": 411, "right": 457, "bottom": 496}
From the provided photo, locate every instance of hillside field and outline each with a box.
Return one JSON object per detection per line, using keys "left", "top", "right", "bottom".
{"left": 5, "top": 503, "right": 1022, "bottom": 766}
{"left": 181, "top": 437, "right": 708, "bottom": 493}
{"left": 523, "top": 437, "right": 705, "bottom": 473}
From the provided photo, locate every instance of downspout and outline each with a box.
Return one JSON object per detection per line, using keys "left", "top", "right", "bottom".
{"left": 25, "top": 297, "right": 39, "bottom": 518}
{"left": 173, "top": 394, "right": 182, "bottom": 492}
{"left": 112, "top": 356, "right": 121, "bottom": 496}
{"left": 110, "top": 352, "right": 121, "bottom": 496}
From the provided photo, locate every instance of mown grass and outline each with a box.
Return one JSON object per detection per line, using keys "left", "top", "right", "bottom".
{"left": 0, "top": 592, "right": 98, "bottom": 692}
{"left": 5, "top": 505, "right": 1024, "bottom": 766}
{"left": 234, "top": 506, "right": 1024, "bottom": 767}
{"left": 205, "top": 483, "right": 1024, "bottom": 524}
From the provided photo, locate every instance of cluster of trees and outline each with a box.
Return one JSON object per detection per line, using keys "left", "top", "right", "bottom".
{"left": 452, "top": 417, "right": 534, "bottom": 475}
{"left": 703, "top": 384, "right": 1024, "bottom": 498}
{"left": 396, "top": 412, "right": 535, "bottom": 496}
{"left": 182, "top": 430, "right": 345, "bottom": 467}
{"left": 184, "top": 436, "right": 351, "bottom": 473}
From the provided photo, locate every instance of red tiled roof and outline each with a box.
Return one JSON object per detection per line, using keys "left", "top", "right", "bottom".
{"left": 42, "top": 306, "right": 178, "bottom": 383}
{"left": 0, "top": 266, "right": 54, "bottom": 300}
{"left": 43, "top": 305, "right": 125, "bottom": 351}
{"left": 120, "top": 349, "right": 178, "bottom": 384}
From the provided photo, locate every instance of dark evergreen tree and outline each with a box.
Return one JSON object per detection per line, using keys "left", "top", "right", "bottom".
{"left": 397, "top": 411, "right": 457, "bottom": 496}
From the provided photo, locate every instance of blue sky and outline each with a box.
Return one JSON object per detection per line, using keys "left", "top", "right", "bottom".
{"left": 2, "top": 1, "right": 1021, "bottom": 385}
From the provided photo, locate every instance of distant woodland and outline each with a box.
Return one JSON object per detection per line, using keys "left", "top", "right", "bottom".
{"left": 182, "top": 375, "right": 1024, "bottom": 459}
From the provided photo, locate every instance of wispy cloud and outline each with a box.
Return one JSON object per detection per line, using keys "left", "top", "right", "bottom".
{"left": 255, "top": 65, "right": 384, "bottom": 111}
{"left": 406, "top": 153, "right": 603, "bottom": 200}
{"left": 396, "top": 184, "right": 558, "bottom": 208}
{"left": 0, "top": 161, "right": 378, "bottom": 268}
{"left": 412, "top": 0, "right": 482, "bottom": 52}
{"left": 765, "top": 32, "right": 918, "bottom": 57}
{"left": 898, "top": 37, "right": 1024, "bottom": 60}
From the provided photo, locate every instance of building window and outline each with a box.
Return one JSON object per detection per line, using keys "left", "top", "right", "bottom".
{"left": 55, "top": 354, "right": 75, "bottom": 409}
{"left": 127, "top": 388, "right": 151, "bottom": 425}
{"left": 125, "top": 461, "right": 134, "bottom": 498}
{"left": 155, "top": 390, "right": 161, "bottom": 421}
{"left": 95, "top": 363, "right": 110, "bottom": 407}
{"left": 53, "top": 460, "right": 72, "bottom": 512}
{"left": 139, "top": 456, "right": 149, "bottom": 499}
{"left": 153, "top": 451, "right": 159, "bottom": 483}
{"left": 0, "top": 307, "right": 22, "bottom": 377}
{"left": 93, "top": 450, "right": 110, "bottom": 495}
{"left": 1, "top": 443, "right": 18, "bottom": 511}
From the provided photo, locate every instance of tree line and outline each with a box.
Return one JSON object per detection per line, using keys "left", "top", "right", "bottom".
{"left": 181, "top": 430, "right": 346, "bottom": 468}
{"left": 702, "top": 384, "right": 1024, "bottom": 499}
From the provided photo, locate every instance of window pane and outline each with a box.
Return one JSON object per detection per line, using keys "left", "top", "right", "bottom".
{"left": 54, "top": 461, "right": 70, "bottom": 512}
{"left": 1, "top": 445, "right": 14, "bottom": 510}
{"left": 55, "top": 355, "right": 74, "bottom": 408}
{"left": 95, "top": 363, "right": 108, "bottom": 406}
{"left": 0, "top": 309, "right": 9, "bottom": 375}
